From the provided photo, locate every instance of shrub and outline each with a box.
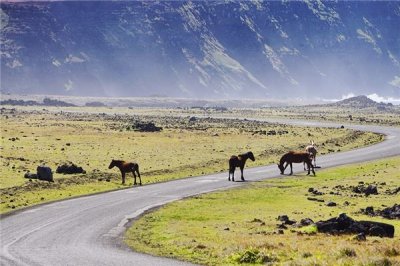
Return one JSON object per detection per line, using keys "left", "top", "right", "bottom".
{"left": 339, "top": 248, "right": 357, "bottom": 257}
{"left": 230, "top": 248, "right": 277, "bottom": 264}
{"left": 384, "top": 247, "right": 399, "bottom": 257}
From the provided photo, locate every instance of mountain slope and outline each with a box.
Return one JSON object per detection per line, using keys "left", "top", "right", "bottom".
{"left": 1, "top": 1, "right": 399, "bottom": 99}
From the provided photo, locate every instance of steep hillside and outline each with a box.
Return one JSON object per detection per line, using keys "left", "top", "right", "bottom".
{"left": 1, "top": 1, "right": 399, "bottom": 98}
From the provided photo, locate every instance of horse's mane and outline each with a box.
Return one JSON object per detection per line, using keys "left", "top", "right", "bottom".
{"left": 240, "top": 151, "right": 253, "bottom": 157}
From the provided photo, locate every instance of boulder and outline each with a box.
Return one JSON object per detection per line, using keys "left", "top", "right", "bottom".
{"left": 376, "top": 204, "right": 400, "bottom": 220}
{"left": 133, "top": 121, "right": 162, "bottom": 132}
{"left": 37, "top": 166, "right": 54, "bottom": 182}
{"left": 24, "top": 172, "right": 38, "bottom": 179}
{"left": 316, "top": 213, "right": 394, "bottom": 238}
{"left": 365, "top": 185, "right": 378, "bottom": 196}
{"left": 277, "top": 215, "right": 296, "bottom": 225}
{"left": 300, "top": 218, "right": 314, "bottom": 226}
{"left": 56, "top": 162, "right": 85, "bottom": 174}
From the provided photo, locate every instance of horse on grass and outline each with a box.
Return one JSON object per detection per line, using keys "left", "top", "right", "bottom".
{"left": 278, "top": 151, "right": 315, "bottom": 176}
{"left": 108, "top": 159, "right": 141, "bottom": 185}
{"left": 228, "top": 151, "right": 255, "bottom": 181}
{"left": 304, "top": 140, "right": 317, "bottom": 170}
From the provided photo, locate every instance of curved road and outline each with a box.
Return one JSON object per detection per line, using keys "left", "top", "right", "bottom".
{"left": 1, "top": 120, "right": 399, "bottom": 266}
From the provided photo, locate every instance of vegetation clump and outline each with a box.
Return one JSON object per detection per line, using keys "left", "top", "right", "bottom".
{"left": 338, "top": 247, "right": 357, "bottom": 257}
{"left": 230, "top": 249, "right": 277, "bottom": 264}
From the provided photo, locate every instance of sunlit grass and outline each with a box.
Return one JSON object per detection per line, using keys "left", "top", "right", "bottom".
{"left": 0, "top": 106, "right": 383, "bottom": 213}
{"left": 125, "top": 157, "right": 400, "bottom": 265}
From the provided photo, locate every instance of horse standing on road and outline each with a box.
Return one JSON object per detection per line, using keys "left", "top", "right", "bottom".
{"left": 304, "top": 140, "right": 317, "bottom": 170}
{"left": 108, "top": 159, "right": 142, "bottom": 185}
{"left": 278, "top": 151, "right": 315, "bottom": 176}
{"left": 228, "top": 151, "right": 255, "bottom": 182}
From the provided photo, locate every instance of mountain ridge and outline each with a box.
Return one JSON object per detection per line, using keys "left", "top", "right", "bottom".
{"left": 1, "top": 1, "right": 399, "bottom": 99}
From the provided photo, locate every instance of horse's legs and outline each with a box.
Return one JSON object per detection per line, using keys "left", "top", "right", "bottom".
{"left": 240, "top": 166, "right": 245, "bottom": 181}
{"left": 121, "top": 171, "right": 126, "bottom": 185}
{"left": 231, "top": 168, "right": 235, "bottom": 182}
{"left": 283, "top": 162, "right": 289, "bottom": 170}
{"left": 306, "top": 162, "right": 316, "bottom": 175}
{"left": 137, "top": 167, "right": 142, "bottom": 185}
{"left": 303, "top": 162, "right": 307, "bottom": 171}
{"left": 132, "top": 171, "right": 137, "bottom": 185}
{"left": 289, "top": 163, "right": 293, "bottom": 175}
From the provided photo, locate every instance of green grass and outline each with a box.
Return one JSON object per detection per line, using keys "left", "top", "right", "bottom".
{"left": 125, "top": 157, "right": 400, "bottom": 265}
{"left": 0, "top": 107, "right": 383, "bottom": 213}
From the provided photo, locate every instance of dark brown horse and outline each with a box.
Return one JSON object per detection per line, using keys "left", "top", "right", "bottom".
{"left": 278, "top": 151, "right": 315, "bottom": 176}
{"left": 108, "top": 159, "right": 141, "bottom": 185}
{"left": 228, "top": 151, "right": 255, "bottom": 181}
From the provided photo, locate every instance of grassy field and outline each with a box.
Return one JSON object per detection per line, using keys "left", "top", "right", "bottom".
{"left": 125, "top": 156, "right": 400, "bottom": 265}
{"left": 0, "top": 107, "right": 383, "bottom": 214}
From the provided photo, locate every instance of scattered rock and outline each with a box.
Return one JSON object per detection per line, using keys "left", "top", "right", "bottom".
{"left": 24, "top": 172, "right": 38, "bottom": 179}
{"left": 56, "top": 162, "right": 85, "bottom": 174}
{"left": 250, "top": 218, "right": 265, "bottom": 224}
{"left": 350, "top": 183, "right": 379, "bottom": 196}
{"left": 316, "top": 213, "right": 394, "bottom": 238}
{"left": 387, "top": 187, "right": 400, "bottom": 195}
{"left": 300, "top": 218, "right": 314, "bottom": 226}
{"left": 365, "top": 185, "right": 378, "bottom": 196}
{"left": 132, "top": 121, "right": 162, "bottom": 132}
{"left": 277, "top": 215, "right": 296, "bottom": 225}
{"left": 308, "top": 188, "right": 324, "bottom": 195}
{"left": 326, "top": 201, "right": 337, "bottom": 207}
{"left": 362, "top": 204, "right": 400, "bottom": 220}
{"left": 277, "top": 224, "right": 287, "bottom": 229}
{"left": 378, "top": 204, "right": 400, "bottom": 219}
{"left": 36, "top": 166, "right": 54, "bottom": 182}
{"left": 307, "top": 197, "right": 325, "bottom": 202}
{"left": 365, "top": 206, "right": 374, "bottom": 215}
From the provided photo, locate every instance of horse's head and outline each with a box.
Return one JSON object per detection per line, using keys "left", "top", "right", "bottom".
{"left": 247, "top": 151, "right": 255, "bottom": 161}
{"left": 108, "top": 160, "right": 116, "bottom": 169}
{"left": 277, "top": 163, "right": 285, "bottom": 175}
{"left": 311, "top": 140, "right": 317, "bottom": 148}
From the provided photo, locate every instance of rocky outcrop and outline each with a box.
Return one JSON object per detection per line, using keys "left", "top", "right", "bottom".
{"left": 36, "top": 166, "right": 54, "bottom": 182}
{"left": 56, "top": 162, "right": 85, "bottom": 174}
{"left": 316, "top": 213, "right": 394, "bottom": 238}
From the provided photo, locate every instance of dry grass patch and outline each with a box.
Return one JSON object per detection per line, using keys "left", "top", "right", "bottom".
{"left": 0, "top": 107, "right": 383, "bottom": 213}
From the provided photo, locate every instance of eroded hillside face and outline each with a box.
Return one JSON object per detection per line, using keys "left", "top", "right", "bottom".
{"left": 1, "top": 1, "right": 399, "bottom": 98}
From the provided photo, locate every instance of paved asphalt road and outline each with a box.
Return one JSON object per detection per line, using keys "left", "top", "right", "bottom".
{"left": 1, "top": 120, "right": 399, "bottom": 266}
